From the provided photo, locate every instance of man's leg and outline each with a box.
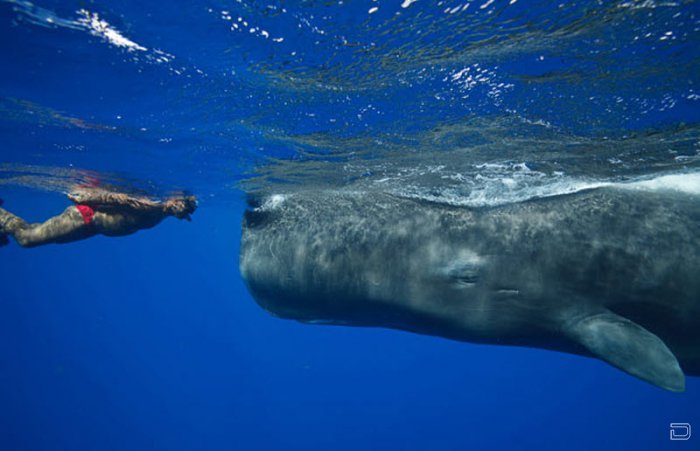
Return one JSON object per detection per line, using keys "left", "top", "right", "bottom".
{"left": 0, "top": 206, "right": 91, "bottom": 247}
{"left": 0, "top": 207, "right": 28, "bottom": 241}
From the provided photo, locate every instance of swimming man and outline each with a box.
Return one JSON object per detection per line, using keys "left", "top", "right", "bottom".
{"left": 0, "top": 188, "right": 197, "bottom": 248}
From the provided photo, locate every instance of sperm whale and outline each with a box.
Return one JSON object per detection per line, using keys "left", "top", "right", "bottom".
{"left": 240, "top": 180, "right": 700, "bottom": 391}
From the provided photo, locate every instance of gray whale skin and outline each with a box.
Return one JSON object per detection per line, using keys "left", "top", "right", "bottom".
{"left": 240, "top": 186, "right": 699, "bottom": 392}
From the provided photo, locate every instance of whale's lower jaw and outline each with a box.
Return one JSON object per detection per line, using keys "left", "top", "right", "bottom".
{"left": 244, "top": 277, "right": 689, "bottom": 392}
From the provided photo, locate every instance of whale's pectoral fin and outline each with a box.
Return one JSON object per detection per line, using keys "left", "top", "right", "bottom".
{"left": 563, "top": 310, "right": 685, "bottom": 392}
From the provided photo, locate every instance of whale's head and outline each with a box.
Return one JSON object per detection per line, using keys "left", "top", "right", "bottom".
{"left": 240, "top": 193, "right": 338, "bottom": 321}
{"left": 239, "top": 193, "right": 494, "bottom": 325}
{"left": 240, "top": 194, "right": 290, "bottom": 313}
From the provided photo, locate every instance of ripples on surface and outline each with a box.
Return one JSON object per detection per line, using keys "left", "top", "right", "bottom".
{"left": 0, "top": 0, "right": 698, "bottom": 205}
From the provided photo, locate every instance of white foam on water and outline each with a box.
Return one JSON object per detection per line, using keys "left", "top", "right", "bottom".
{"left": 623, "top": 173, "right": 700, "bottom": 194}
{"left": 386, "top": 160, "right": 700, "bottom": 208}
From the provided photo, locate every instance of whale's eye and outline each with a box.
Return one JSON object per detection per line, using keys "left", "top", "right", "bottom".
{"left": 453, "top": 273, "right": 480, "bottom": 285}
{"left": 450, "top": 269, "right": 480, "bottom": 287}
{"left": 441, "top": 260, "right": 482, "bottom": 287}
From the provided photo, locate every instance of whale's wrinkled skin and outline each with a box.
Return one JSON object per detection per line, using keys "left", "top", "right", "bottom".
{"left": 240, "top": 187, "right": 700, "bottom": 392}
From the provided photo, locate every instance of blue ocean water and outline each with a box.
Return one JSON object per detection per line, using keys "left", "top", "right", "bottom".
{"left": 1, "top": 1, "right": 699, "bottom": 450}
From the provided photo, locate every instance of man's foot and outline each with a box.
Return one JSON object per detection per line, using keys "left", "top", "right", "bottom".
{"left": 0, "top": 204, "right": 14, "bottom": 233}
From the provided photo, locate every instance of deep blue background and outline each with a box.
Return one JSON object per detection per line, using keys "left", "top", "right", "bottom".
{"left": 0, "top": 189, "right": 698, "bottom": 451}
{"left": 1, "top": 0, "right": 699, "bottom": 450}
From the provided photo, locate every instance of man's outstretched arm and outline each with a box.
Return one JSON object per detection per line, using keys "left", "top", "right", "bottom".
{"left": 67, "top": 189, "right": 197, "bottom": 220}
{"left": 67, "top": 189, "right": 162, "bottom": 211}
